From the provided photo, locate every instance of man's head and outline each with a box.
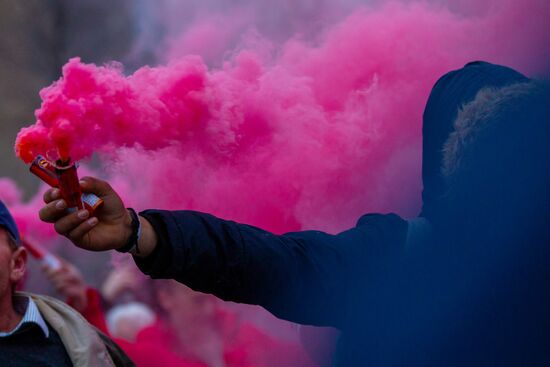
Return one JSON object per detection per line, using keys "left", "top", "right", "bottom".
{"left": 439, "top": 81, "right": 550, "bottom": 242}
{"left": 0, "top": 201, "right": 27, "bottom": 298}
{"left": 421, "top": 61, "right": 528, "bottom": 220}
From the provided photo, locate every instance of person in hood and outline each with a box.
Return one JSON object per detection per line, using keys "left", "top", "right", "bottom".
{"left": 0, "top": 200, "right": 134, "bottom": 367}
{"left": 420, "top": 61, "right": 528, "bottom": 221}
{"left": 37, "top": 61, "right": 543, "bottom": 366}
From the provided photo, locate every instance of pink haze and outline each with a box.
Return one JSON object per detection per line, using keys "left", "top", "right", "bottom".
{"left": 14, "top": 0, "right": 550, "bottom": 234}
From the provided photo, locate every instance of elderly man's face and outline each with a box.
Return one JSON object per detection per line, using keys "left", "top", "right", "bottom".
{"left": 0, "top": 229, "right": 26, "bottom": 299}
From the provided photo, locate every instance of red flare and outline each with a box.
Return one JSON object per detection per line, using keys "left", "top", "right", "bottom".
{"left": 21, "top": 237, "right": 62, "bottom": 270}
{"left": 21, "top": 237, "right": 45, "bottom": 259}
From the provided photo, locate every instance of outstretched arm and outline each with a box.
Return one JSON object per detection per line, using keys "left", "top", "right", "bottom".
{"left": 135, "top": 209, "right": 359, "bottom": 326}
{"left": 39, "top": 177, "right": 407, "bottom": 327}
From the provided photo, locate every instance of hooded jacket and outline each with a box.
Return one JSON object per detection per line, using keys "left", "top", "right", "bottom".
{"left": 132, "top": 62, "right": 537, "bottom": 366}
{"left": 420, "top": 61, "right": 528, "bottom": 220}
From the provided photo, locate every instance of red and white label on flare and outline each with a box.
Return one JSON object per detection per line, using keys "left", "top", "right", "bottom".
{"left": 83, "top": 193, "right": 103, "bottom": 213}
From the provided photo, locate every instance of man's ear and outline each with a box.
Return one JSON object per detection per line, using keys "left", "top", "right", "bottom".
{"left": 10, "top": 247, "right": 27, "bottom": 285}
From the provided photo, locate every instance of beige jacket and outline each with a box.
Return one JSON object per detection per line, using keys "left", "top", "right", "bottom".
{"left": 18, "top": 292, "right": 133, "bottom": 367}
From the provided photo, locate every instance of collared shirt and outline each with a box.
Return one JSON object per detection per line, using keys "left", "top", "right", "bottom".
{"left": 0, "top": 295, "right": 49, "bottom": 338}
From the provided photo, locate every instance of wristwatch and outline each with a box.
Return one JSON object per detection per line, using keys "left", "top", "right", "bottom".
{"left": 116, "top": 208, "right": 141, "bottom": 255}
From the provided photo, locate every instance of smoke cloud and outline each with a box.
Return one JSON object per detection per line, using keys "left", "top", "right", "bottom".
{"left": 13, "top": 0, "right": 550, "bottom": 236}
{"left": 0, "top": 178, "right": 56, "bottom": 240}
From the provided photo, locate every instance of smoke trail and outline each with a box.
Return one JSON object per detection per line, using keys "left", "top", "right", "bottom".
{"left": 14, "top": 0, "right": 550, "bottom": 236}
{"left": 0, "top": 178, "right": 57, "bottom": 240}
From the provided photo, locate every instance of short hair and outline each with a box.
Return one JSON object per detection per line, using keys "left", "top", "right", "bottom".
{"left": 439, "top": 81, "right": 550, "bottom": 241}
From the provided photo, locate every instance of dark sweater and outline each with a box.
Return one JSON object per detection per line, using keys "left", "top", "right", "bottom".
{"left": 0, "top": 322, "right": 72, "bottom": 367}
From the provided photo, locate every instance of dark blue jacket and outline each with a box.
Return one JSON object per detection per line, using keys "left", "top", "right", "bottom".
{"left": 133, "top": 62, "right": 545, "bottom": 366}
{"left": 135, "top": 210, "right": 408, "bottom": 329}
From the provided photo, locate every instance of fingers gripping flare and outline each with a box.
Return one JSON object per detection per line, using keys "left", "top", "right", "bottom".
{"left": 39, "top": 174, "right": 131, "bottom": 252}
{"left": 67, "top": 217, "right": 99, "bottom": 245}
{"left": 53, "top": 209, "right": 90, "bottom": 236}
{"left": 43, "top": 188, "right": 61, "bottom": 204}
{"left": 40, "top": 179, "right": 106, "bottom": 225}
{"left": 39, "top": 199, "right": 67, "bottom": 223}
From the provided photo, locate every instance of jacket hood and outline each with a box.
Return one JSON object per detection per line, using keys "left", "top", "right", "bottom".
{"left": 420, "top": 61, "right": 528, "bottom": 220}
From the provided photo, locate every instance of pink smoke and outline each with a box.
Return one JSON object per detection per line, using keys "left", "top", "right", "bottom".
{"left": 14, "top": 0, "right": 550, "bottom": 234}
{"left": 0, "top": 178, "right": 57, "bottom": 240}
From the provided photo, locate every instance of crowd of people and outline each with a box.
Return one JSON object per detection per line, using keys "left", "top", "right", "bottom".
{"left": 1, "top": 61, "right": 549, "bottom": 366}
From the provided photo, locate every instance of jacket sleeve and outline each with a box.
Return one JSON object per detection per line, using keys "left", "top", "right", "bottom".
{"left": 134, "top": 210, "right": 407, "bottom": 327}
